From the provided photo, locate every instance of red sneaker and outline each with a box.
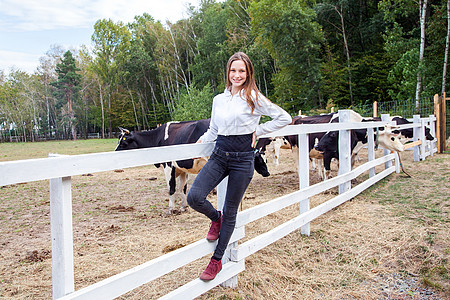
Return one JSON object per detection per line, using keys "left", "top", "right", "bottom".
{"left": 199, "top": 258, "right": 222, "bottom": 281}
{"left": 206, "top": 212, "right": 222, "bottom": 241}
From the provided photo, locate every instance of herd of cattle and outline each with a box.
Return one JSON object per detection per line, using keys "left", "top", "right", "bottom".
{"left": 115, "top": 110, "right": 435, "bottom": 214}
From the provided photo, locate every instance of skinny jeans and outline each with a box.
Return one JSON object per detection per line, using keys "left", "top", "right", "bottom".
{"left": 187, "top": 146, "right": 254, "bottom": 259}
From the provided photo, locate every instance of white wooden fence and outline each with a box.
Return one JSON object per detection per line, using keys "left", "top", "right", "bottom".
{"left": 0, "top": 111, "right": 437, "bottom": 300}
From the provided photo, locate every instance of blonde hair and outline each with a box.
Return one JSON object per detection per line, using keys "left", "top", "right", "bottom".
{"left": 226, "top": 52, "right": 261, "bottom": 114}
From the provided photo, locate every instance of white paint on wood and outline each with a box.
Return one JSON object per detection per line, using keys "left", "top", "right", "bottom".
{"left": 50, "top": 176, "right": 74, "bottom": 299}
{"left": 298, "top": 133, "right": 310, "bottom": 235}
{"left": 235, "top": 154, "right": 395, "bottom": 228}
{"left": 234, "top": 166, "right": 395, "bottom": 261}
{"left": 367, "top": 127, "right": 376, "bottom": 178}
{"left": 413, "top": 115, "right": 421, "bottom": 162}
{"left": 338, "top": 110, "right": 351, "bottom": 194}
{"left": 159, "top": 260, "right": 245, "bottom": 300}
{"left": 0, "top": 142, "right": 216, "bottom": 187}
{"left": 381, "top": 114, "right": 393, "bottom": 169}
{"left": 59, "top": 227, "right": 245, "bottom": 300}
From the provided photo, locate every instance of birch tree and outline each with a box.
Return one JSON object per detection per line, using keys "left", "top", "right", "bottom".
{"left": 442, "top": 0, "right": 450, "bottom": 96}
{"left": 415, "top": 0, "right": 428, "bottom": 108}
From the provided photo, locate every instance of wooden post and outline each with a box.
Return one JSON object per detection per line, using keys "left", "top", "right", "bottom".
{"left": 434, "top": 94, "right": 441, "bottom": 153}
{"left": 420, "top": 118, "right": 426, "bottom": 160}
{"left": 367, "top": 127, "right": 376, "bottom": 178}
{"left": 435, "top": 93, "right": 448, "bottom": 153}
{"left": 429, "top": 114, "right": 437, "bottom": 155}
{"left": 331, "top": 107, "right": 335, "bottom": 113}
{"left": 381, "top": 114, "right": 392, "bottom": 169}
{"left": 298, "top": 133, "right": 310, "bottom": 235}
{"left": 217, "top": 177, "right": 239, "bottom": 288}
{"left": 373, "top": 101, "right": 378, "bottom": 118}
{"left": 444, "top": 93, "right": 448, "bottom": 151}
{"left": 50, "top": 176, "right": 74, "bottom": 299}
{"left": 338, "top": 110, "right": 351, "bottom": 194}
{"left": 413, "top": 115, "right": 421, "bottom": 161}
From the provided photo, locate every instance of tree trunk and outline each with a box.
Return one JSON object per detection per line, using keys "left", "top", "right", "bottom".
{"left": 442, "top": 0, "right": 450, "bottom": 96}
{"left": 335, "top": 5, "right": 354, "bottom": 105}
{"left": 97, "top": 79, "right": 105, "bottom": 139}
{"left": 415, "top": 0, "right": 428, "bottom": 110}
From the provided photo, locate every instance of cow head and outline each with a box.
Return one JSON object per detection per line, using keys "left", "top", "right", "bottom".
{"left": 315, "top": 131, "right": 338, "bottom": 154}
{"left": 254, "top": 150, "right": 270, "bottom": 177}
{"left": 115, "top": 128, "right": 138, "bottom": 151}
{"left": 377, "top": 125, "right": 404, "bottom": 152}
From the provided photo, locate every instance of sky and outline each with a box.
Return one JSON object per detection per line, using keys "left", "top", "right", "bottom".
{"left": 0, "top": 0, "right": 200, "bottom": 75}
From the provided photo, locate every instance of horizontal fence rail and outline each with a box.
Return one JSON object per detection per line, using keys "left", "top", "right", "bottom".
{"left": 0, "top": 111, "right": 437, "bottom": 300}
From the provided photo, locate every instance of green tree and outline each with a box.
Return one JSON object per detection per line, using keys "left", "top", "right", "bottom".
{"left": 51, "top": 50, "right": 82, "bottom": 139}
{"left": 250, "top": 0, "right": 324, "bottom": 112}
{"left": 91, "top": 19, "right": 131, "bottom": 137}
{"left": 190, "top": 0, "right": 228, "bottom": 91}
{"left": 173, "top": 83, "right": 214, "bottom": 121}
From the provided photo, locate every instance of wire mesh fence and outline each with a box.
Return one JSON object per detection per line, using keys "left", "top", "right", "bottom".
{"left": 350, "top": 97, "right": 436, "bottom": 119}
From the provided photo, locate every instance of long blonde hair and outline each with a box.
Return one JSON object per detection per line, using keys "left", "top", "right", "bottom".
{"left": 226, "top": 52, "right": 261, "bottom": 114}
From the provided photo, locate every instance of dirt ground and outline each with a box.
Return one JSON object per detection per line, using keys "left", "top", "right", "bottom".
{"left": 0, "top": 147, "right": 449, "bottom": 299}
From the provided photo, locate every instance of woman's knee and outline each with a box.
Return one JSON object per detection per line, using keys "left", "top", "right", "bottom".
{"left": 187, "top": 187, "right": 201, "bottom": 208}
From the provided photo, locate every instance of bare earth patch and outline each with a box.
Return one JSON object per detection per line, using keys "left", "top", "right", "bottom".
{"left": 0, "top": 148, "right": 448, "bottom": 299}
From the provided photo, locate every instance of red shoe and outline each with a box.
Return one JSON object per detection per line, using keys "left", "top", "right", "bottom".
{"left": 199, "top": 258, "right": 222, "bottom": 281}
{"left": 206, "top": 212, "right": 222, "bottom": 241}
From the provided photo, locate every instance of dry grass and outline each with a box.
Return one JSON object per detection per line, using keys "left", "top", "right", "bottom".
{"left": 0, "top": 143, "right": 449, "bottom": 299}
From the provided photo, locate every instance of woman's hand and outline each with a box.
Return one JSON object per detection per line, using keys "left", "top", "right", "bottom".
{"left": 251, "top": 132, "right": 257, "bottom": 148}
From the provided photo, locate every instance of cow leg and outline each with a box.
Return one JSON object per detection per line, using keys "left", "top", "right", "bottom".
{"left": 291, "top": 146, "right": 299, "bottom": 171}
{"left": 316, "top": 158, "right": 323, "bottom": 180}
{"left": 323, "top": 153, "right": 333, "bottom": 179}
{"left": 179, "top": 172, "right": 188, "bottom": 211}
{"left": 311, "top": 158, "right": 317, "bottom": 170}
{"left": 162, "top": 164, "right": 177, "bottom": 215}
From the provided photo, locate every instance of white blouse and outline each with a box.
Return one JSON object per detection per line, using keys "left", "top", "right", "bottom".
{"left": 199, "top": 89, "right": 292, "bottom": 143}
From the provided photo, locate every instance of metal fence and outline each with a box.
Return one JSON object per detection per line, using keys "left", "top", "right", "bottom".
{"left": 350, "top": 97, "right": 436, "bottom": 119}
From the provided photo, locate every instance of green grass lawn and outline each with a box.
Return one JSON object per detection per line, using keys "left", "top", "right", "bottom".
{"left": 0, "top": 139, "right": 119, "bottom": 162}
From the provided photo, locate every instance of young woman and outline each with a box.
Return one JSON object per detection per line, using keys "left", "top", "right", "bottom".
{"left": 187, "top": 52, "right": 292, "bottom": 281}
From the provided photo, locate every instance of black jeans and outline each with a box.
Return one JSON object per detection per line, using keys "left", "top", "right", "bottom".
{"left": 187, "top": 146, "right": 254, "bottom": 259}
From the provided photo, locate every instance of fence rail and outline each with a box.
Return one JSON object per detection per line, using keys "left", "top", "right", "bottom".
{"left": 0, "top": 111, "right": 437, "bottom": 300}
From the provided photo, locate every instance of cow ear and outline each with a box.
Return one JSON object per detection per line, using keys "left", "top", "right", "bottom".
{"left": 118, "top": 127, "right": 130, "bottom": 135}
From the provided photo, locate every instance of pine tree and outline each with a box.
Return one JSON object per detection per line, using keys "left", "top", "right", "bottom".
{"left": 51, "top": 50, "right": 81, "bottom": 140}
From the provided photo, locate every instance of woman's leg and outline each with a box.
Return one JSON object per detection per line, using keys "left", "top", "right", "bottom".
{"left": 187, "top": 154, "right": 228, "bottom": 221}
{"left": 213, "top": 155, "right": 254, "bottom": 259}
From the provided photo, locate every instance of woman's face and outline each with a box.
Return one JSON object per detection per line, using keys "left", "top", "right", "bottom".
{"left": 229, "top": 59, "right": 247, "bottom": 93}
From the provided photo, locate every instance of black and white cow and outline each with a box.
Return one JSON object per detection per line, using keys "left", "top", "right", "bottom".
{"left": 283, "top": 113, "right": 337, "bottom": 180}
{"left": 315, "top": 114, "right": 414, "bottom": 178}
{"left": 364, "top": 116, "right": 434, "bottom": 142}
{"left": 115, "top": 119, "right": 269, "bottom": 214}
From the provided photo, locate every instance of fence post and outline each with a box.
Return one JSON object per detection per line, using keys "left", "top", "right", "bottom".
{"left": 381, "top": 114, "right": 392, "bottom": 169}
{"left": 429, "top": 114, "right": 436, "bottom": 156}
{"left": 413, "top": 115, "right": 421, "bottom": 161}
{"left": 420, "top": 118, "right": 426, "bottom": 160}
{"left": 434, "top": 94, "right": 442, "bottom": 153}
{"left": 367, "top": 127, "right": 376, "bottom": 178}
{"left": 50, "top": 175, "right": 74, "bottom": 299}
{"left": 298, "top": 133, "right": 310, "bottom": 235}
{"left": 216, "top": 177, "right": 239, "bottom": 288}
{"left": 338, "top": 110, "right": 351, "bottom": 194}
{"left": 373, "top": 101, "right": 377, "bottom": 118}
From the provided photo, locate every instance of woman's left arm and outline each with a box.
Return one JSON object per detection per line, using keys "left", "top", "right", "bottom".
{"left": 254, "top": 95, "right": 292, "bottom": 138}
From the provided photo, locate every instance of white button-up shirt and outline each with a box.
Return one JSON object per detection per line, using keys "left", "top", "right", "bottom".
{"left": 199, "top": 89, "right": 292, "bottom": 142}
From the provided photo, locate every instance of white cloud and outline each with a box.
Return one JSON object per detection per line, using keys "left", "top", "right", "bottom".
{"left": 0, "top": 0, "right": 198, "bottom": 32}
{"left": 0, "top": 50, "right": 42, "bottom": 74}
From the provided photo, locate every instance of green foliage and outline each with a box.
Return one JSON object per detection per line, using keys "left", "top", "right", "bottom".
{"left": 190, "top": 0, "right": 229, "bottom": 90}
{"left": 172, "top": 83, "right": 214, "bottom": 121}
{"left": 250, "top": 0, "right": 324, "bottom": 111}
